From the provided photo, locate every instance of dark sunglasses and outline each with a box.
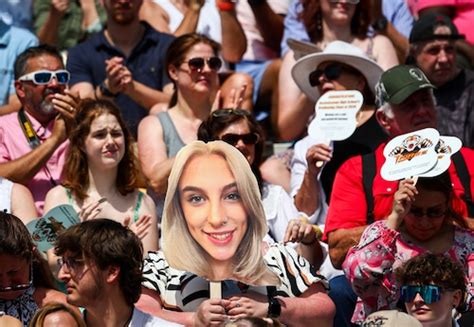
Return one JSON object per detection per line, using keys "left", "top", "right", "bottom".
{"left": 221, "top": 133, "right": 260, "bottom": 146}
{"left": 0, "top": 263, "right": 33, "bottom": 293}
{"left": 308, "top": 63, "right": 359, "bottom": 87}
{"left": 212, "top": 108, "right": 251, "bottom": 118}
{"left": 187, "top": 57, "right": 222, "bottom": 72}
{"left": 401, "top": 285, "right": 444, "bottom": 304}
{"left": 409, "top": 206, "right": 447, "bottom": 218}
{"left": 18, "top": 69, "right": 70, "bottom": 85}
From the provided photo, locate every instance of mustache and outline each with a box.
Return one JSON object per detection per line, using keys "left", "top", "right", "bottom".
{"left": 43, "top": 88, "right": 62, "bottom": 98}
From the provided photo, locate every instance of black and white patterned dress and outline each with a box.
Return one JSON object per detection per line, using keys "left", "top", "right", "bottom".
{"left": 142, "top": 243, "right": 327, "bottom": 312}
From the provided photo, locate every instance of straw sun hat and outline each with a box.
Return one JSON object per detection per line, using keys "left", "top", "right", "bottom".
{"left": 291, "top": 40, "right": 384, "bottom": 102}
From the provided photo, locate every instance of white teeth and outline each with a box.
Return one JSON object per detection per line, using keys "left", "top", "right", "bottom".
{"left": 210, "top": 232, "right": 231, "bottom": 240}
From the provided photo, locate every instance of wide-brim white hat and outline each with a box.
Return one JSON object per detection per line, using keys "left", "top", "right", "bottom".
{"left": 291, "top": 40, "right": 384, "bottom": 102}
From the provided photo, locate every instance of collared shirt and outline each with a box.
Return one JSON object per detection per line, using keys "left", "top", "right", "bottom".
{"left": 67, "top": 22, "right": 175, "bottom": 137}
{"left": 0, "top": 20, "right": 37, "bottom": 105}
{"left": 0, "top": 110, "right": 69, "bottom": 213}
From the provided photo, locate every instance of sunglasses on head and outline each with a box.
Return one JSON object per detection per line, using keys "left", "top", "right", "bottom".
{"left": 220, "top": 133, "right": 260, "bottom": 146}
{"left": 308, "top": 63, "right": 360, "bottom": 87}
{"left": 212, "top": 108, "right": 251, "bottom": 118}
{"left": 401, "top": 285, "right": 443, "bottom": 304}
{"left": 409, "top": 206, "right": 447, "bottom": 218}
{"left": 18, "top": 70, "right": 70, "bottom": 85}
{"left": 186, "top": 57, "right": 222, "bottom": 72}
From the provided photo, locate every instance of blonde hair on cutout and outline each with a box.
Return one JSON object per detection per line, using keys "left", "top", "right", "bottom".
{"left": 162, "top": 140, "right": 280, "bottom": 286}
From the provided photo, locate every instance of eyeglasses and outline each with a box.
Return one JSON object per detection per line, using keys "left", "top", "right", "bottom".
{"left": 308, "top": 63, "right": 360, "bottom": 87}
{"left": 400, "top": 285, "right": 444, "bottom": 304}
{"left": 409, "top": 206, "right": 447, "bottom": 218}
{"left": 0, "top": 263, "right": 33, "bottom": 293}
{"left": 220, "top": 133, "right": 260, "bottom": 146}
{"left": 212, "top": 108, "right": 252, "bottom": 118}
{"left": 18, "top": 70, "right": 70, "bottom": 85}
{"left": 186, "top": 57, "right": 222, "bottom": 72}
{"left": 58, "top": 257, "right": 86, "bottom": 272}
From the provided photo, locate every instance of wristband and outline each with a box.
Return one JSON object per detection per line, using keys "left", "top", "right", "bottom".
{"left": 216, "top": 0, "right": 236, "bottom": 11}
{"left": 99, "top": 81, "right": 117, "bottom": 98}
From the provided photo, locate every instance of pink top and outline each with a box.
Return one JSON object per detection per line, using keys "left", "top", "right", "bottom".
{"left": 0, "top": 110, "right": 69, "bottom": 214}
{"left": 343, "top": 220, "right": 474, "bottom": 324}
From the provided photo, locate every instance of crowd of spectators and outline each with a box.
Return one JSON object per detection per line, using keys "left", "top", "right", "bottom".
{"left": 0, "top": 0, "right": 473, "bottom": 326}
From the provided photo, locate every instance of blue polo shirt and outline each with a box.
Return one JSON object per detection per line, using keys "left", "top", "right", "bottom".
{"left": 67, "top": 22, "right": 175, "bottom": 136}
{"left": 0, "top": 20, "right": 37, "bottom": 106}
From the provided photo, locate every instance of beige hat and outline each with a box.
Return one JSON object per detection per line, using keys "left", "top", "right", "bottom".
{"left": 291, "top": 40, "right": 383, "bottom": 102}
{"left": 362, "top": 310, "right": 423, "bottom": 327}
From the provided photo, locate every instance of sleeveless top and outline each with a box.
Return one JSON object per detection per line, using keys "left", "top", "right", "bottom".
{"left": 65, "top": 188, "right": 144, "bottom": 222}
{"left": 156, "top": 111, "right": 186, "bottom": 158}
{"left": 0, "top": 286, "right": 39, "bottom": 325}
{"left": 0, "top": 177, "right": 13, "bottom": 213}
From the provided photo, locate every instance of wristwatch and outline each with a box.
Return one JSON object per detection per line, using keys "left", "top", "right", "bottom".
{"left": 267, "top": 297, "right": 281, "bottom": 318}
{"left": 99, "top": 81, "right": 116, "bottom": 97}
{"left": 372, "top": 16, "right": 388, "bottom": 33}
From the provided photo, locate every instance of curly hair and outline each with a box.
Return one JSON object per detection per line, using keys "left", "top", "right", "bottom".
{"left": 197, "top": 108, "right": 265, "bottom": 189}
{"left": 297, "top": 0, "right": 370, "bottom": 43}
{"left": 61, "top": 99, "right": 139, "bottom": 201}
{"left": 55, "top": 219, "right": 143, "bottom": 306}
{"left": 395, "top": 253, "right": 467, "bottom": 309}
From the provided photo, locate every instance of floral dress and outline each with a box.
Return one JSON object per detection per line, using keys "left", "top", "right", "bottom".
{"left": 342, "top": 220, "right": 474, "bottom": 324}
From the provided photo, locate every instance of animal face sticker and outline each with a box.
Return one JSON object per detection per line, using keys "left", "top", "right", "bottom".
{"left": 381, "top": 128, "right": 439, "bottom": 181}
{"left": 418, "top": 136, "right": 462, "bottom": 177}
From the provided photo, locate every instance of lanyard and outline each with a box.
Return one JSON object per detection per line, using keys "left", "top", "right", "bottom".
{"left": 17, "top": 109, "right": 58, "bottom": 187}
{"left": 18, "top": 109, "right": 41, "bottom": 149}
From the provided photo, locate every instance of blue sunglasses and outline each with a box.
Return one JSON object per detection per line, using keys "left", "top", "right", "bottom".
{"left": 400, "top": 285, "right": 442, "bottom": 304}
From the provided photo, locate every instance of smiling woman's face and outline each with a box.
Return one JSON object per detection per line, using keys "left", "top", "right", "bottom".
{"left": 178, "top": 154, "right": 248, "bottom": 274}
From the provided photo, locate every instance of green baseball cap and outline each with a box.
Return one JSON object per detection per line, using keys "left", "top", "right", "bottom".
{"left": 375, "top": 65, "right": 435, "bottom": 107}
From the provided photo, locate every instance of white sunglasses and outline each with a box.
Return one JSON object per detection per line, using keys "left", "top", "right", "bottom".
{"left": 18, "top": 70, "right": 70, "bottom": 85}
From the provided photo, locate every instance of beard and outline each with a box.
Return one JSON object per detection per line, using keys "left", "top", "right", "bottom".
{"left": 39, "top": 98, "right": 57, "bottom": 116}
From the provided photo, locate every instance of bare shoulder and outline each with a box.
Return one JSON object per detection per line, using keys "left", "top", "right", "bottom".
{"left": 138, "top": 114, "right": 164, "bottom": 139}
{"left": 44, "top": 185, "right": 69, "bottom": 211}
{"left": 34, "top": 287, "right": 68, "bottom": 307}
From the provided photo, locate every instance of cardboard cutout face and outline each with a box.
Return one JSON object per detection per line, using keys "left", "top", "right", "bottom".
{"left": 381, "top": 128, "right": 439, "bottom": 181}
{"left": 308, "top": 90, "right": 362, "bottom": 141}
{"left": 161, "top": 141, "right": 278, "bottom": 293}
{"left": 178, "top": 154, "right": 248, "bottom": 278}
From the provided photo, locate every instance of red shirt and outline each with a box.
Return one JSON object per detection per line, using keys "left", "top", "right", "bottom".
{"left": 324, "top": 143, "right": 474, "bottom": 240}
